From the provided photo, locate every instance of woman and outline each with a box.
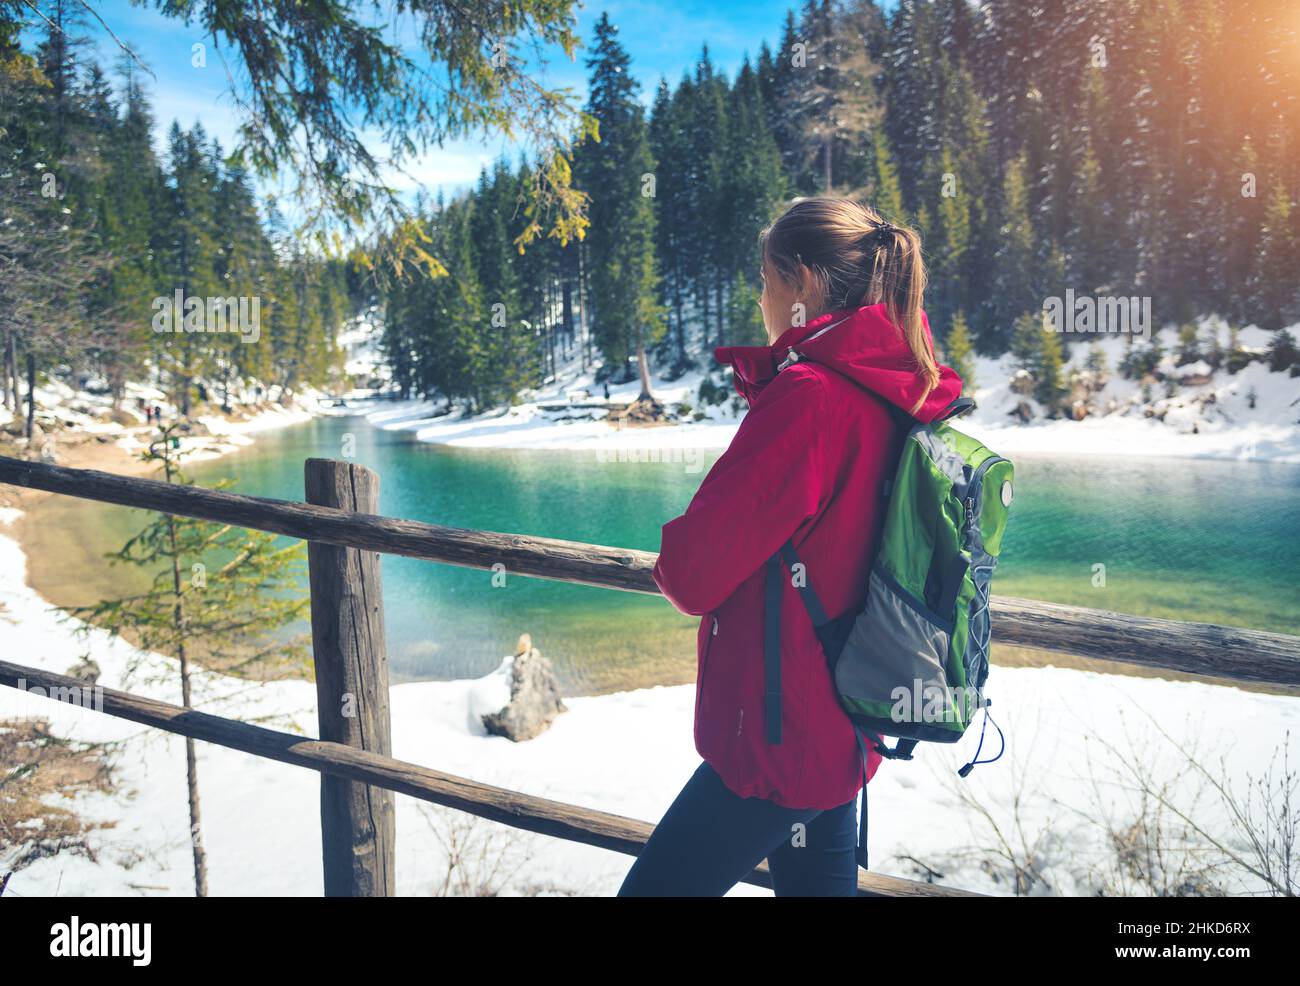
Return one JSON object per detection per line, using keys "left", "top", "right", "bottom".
{"left": 617, "top": 197, "right": 963, "bottom": 897}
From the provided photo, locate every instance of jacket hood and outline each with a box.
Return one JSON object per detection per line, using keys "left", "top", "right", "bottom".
{"left": 713, "top": 303, "right": 963, "bottom": 423}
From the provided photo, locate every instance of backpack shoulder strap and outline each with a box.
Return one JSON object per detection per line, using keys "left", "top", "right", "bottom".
{"left": 763, "top": 537, "right": 834, "bottom": 746}
{"left": 936, "top": 396, "right": 976, "bottom": 421}
{"left": 779, "top": 540, "right": 831, "bottom": 626}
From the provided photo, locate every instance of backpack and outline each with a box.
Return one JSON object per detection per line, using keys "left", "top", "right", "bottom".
{"left": 762, "top": 366, "right": 1015, "bottom": 871}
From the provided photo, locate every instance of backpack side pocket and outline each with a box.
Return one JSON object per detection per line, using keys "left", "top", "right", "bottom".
{"left": 833, "top": 562, "right": 966, "bottom": 743}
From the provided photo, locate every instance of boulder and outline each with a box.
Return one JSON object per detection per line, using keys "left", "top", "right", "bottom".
{"left": 480, "top": 634, "right": 567, "bottom": 742}
{"left": 606, "top": 396, "right": 673, "bottom": 428}
{"left": 1009, "top": 400, "right": 1034, "bottom": 423}
{"left": 1009, "top": 368, "right": 1036, "bottom": 396}
{"left": 65, "top": 656, "right": 101, "bottom": 686}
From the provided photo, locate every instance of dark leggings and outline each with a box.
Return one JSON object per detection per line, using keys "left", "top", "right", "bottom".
{"left": 617, "top": 759, "right": 859, "bottom": 896}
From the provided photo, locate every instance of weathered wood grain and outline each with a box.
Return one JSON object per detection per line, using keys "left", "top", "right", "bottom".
{"left": 305, "top": 458, "right": 394, "bottom": 897}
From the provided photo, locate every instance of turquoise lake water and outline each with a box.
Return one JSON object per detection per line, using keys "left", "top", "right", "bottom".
{"left": 34, "top": 414, "right": 1300, "bottom": 690}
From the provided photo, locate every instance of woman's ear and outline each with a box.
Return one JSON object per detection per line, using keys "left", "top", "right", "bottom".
{"left": 797, "top": 264, "right": 821, "bottom": 313}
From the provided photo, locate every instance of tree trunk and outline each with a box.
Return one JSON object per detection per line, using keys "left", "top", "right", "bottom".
{"left": 636, "top": 335, "right": 654, "bottom": 403}
{"left": 109, "top": 363, "right": 125, "bottom": 412}
{"left": 700, "top": 277, "right": 711, "bottom": 349}
{"left": 578, "top": 244, "right": 591, "bottom": 373}
{"left": 673, "top": 267, "right": 685, "bottom": 365}
{"left": 561, "top": 279, "right": 574, "bottom": 360}
{"left": 25, "top": 352, "right": 35, "bottom": 441}
{"left": 9, "top": 333, "right": 18, "bottom": 413}
{"left": 163, "top": 452, "right": 209, "bottom": 898}
{"left": 715, "top": 272, "right": 725, "bottom": 347}
{"left": 0, "top": 330, "right": 9, "bottom": 411}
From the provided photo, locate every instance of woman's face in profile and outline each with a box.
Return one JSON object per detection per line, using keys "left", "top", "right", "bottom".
{"left": 759, "top": 258, "right": 803, "bottom": 345}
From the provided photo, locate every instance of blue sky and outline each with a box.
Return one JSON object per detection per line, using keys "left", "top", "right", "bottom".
{"left": 49, "top": 0, "right": 805, "bottom": 199}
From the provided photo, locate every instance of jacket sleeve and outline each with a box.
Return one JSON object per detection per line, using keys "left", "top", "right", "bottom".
{"left": 653, "top": 366, "right": 828, "bottom": 616}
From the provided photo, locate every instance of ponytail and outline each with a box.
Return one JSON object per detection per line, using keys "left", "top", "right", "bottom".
{"left": 874, "top": 223, "right": 939, "bottom": 415}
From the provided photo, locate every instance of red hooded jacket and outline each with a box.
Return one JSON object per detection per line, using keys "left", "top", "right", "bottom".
{"left": 652, "top": 303, "right": 963, "bottom": 810}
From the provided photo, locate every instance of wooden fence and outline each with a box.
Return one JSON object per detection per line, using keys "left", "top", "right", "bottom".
{"left": 1, "top": 453, "right": 1297, "bottom": 897}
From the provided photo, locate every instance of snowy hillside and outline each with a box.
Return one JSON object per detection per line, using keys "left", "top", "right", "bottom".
{"left": 962, "top": 319, "right": 1300, "bottom": 462}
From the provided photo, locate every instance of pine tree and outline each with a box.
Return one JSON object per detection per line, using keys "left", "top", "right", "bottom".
{"left": 721, "top": 58, "right": 786, "bottom": 313}
{"left": 929, "top": 147, "right": 970, "bottom": 328}
{"left": 1250, "top": 181, "right": 1298, "bottom": 331}
{"left": 990, "top": 155, "right": 1038, "bottom": 353}
{"left": 159, "top": 124, "right": 222, "bottom": 415}
{"left": 471, "top": 160, "right": 532, "bottom": 405}
{"left": 1011, "top": 311, "right": 1043, "bottom": 372}
{"left": 688, "top": 48, "right": 730, "bottom": 345}
{"left": 727, "top": 271, "right": 767, "bottom": 347}
{"left": 871, "top": 131, "right": 905, "bottom": 222}
{"left": 649, "top": 76, "right": 692, "bottom": 371}
{"left": 882, "top": 0, "right": 942, "bottom": 200}
{"left": 72, "top": 426, "right": 309, "bottom": 896}
{"left": 769, "top": 10, "right": 808, "bottom": 191}
{"left": 575, "top": 14, "right": 664, "bottom": 400}
{"left": 792, "top": 0, "right": 883, "bottom": 193}
{"left": 945, "top": 310, "right": 976, "bottom": 394}
{"left": 1085, "top": 340, "right": 1109, "bottom": 379}
{"left": 1035, "top": 321, "right": 1068, "bottom": 415}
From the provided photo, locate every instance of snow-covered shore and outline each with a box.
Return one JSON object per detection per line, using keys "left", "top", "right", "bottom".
{"left": 140, "top": 402, "right": 318, "bottom": 465}
{"left": 2, "top": 514, "right": 1296, "bottom": 897}
{"left": 347, "top": 321, "right": 1300, "bottom": 463}
{"left": 0, "top": 374, "right": 323, "bottom": 471}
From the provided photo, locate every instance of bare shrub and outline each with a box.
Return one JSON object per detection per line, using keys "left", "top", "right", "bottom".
{"left": 1072, "top": 711, "right": 1296, "bottom": 897}
{"left": 0, "top": 717, "right": 116, "bottom": 891}
{"left": 415, "top": 802, "right": 593, "bottom": 897}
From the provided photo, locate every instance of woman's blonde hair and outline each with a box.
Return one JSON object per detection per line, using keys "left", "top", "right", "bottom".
{"left": 759, "top": 197, "right": 939, "bottom": 413}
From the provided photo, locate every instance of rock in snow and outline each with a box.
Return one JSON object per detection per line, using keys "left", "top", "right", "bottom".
{"left": 479, "top": 634, "right": 568, "bottom": 741}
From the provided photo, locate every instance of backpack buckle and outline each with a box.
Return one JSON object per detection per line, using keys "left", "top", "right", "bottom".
{"left": 868, "top": 735, "right": 917, "bottom": 761}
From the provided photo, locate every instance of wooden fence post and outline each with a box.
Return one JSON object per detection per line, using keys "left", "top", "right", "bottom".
{"left": 304, "top": 457, "right": 395, "bottom": 896}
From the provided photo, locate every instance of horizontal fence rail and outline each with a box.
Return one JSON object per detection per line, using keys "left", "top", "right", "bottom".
{"left": 0, "top": 660, "right": 978, "bottom": 897}
{"left": 3, "top": 455, "right": 1298, "bottom": 688}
